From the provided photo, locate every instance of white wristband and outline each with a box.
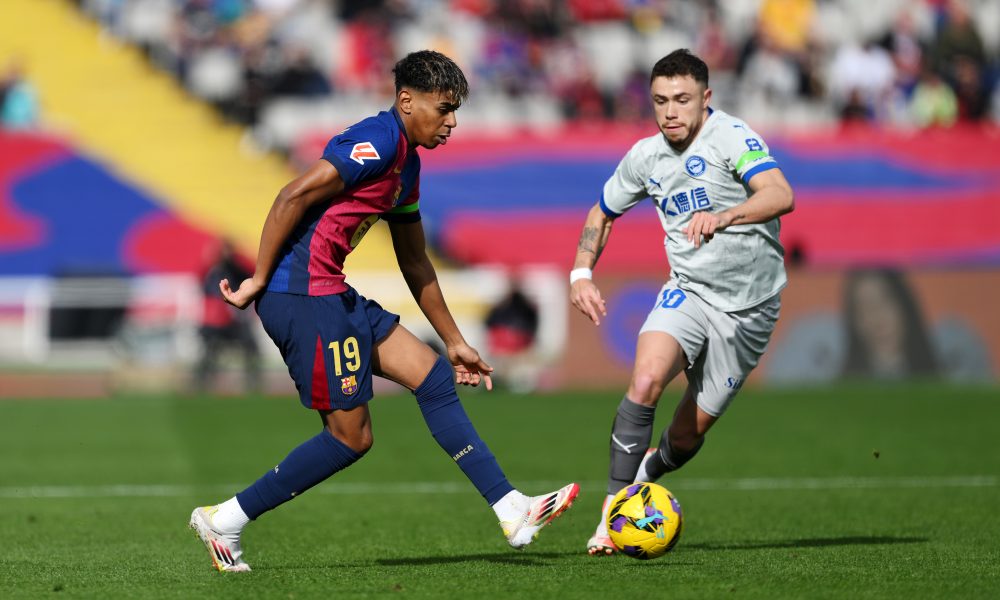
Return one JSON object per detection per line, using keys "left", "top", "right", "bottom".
{"left": 570, "top": 268, "right": 593, "bottom": 284}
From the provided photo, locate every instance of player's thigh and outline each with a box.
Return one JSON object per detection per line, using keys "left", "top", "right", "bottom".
{"left": 630, "top": 282, "right": 711, "bottom": 404}
{"left": 373, "top": 324, "right": 440, "bottom": 391}
{"left": 687, "top": 296, "right": 780, "bottom": 418}
{"left": 626, "top": 332, "right": 690, "bottom": 405}
{"left": 256, "top": 289, "right": 390, "bottom": 410}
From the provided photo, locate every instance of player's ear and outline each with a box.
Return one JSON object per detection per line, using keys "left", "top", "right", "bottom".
{"left": 702, "top": 86, "right": 712, "bottom": 107}
{"left": 397, "top": 89, "right": 413, "bottom": 115}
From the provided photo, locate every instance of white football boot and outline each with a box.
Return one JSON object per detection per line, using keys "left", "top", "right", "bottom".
{"left": 501, "top": 483, "right": 580, "bottom": 549}
{"left": 586, "top": 494, "right": 616, "bottom": 556}
{"left": 189, "top": 506, "right": 251, "bottom": 572}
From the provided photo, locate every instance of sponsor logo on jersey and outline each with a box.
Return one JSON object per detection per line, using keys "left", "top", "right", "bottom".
{"left": 350, "top": 142, "right": 380, "bottom": 164}
{"left": 685, "top": 155, "right": 706, "bottom": 177}
{"left": 341, "top": 375, "right": 358, "bottom": 395}
{"left": 661, "top": 186, "right": 712, "bottom": 216}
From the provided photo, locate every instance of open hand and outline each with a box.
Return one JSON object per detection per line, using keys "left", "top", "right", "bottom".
{"left": 447, "top": 342, "right": 494, "bottom": 391}
{"left": 570, "top": 279, "right": 607, "bottom": 326}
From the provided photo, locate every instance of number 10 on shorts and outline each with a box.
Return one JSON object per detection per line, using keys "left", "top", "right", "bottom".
{"left": 328, "top": 337, "right": 361, "bottom": 376}
{"left": 658, "top": 288, "right": 687, "bottom": 309}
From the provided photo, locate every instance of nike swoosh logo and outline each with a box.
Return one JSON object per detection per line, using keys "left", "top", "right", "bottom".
{"left": 612, "top": 434, "right": 638, "bottom": 453}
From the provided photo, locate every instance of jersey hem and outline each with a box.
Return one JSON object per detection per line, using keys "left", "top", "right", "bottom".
{"left": 672, "top": 278, "right": 786, "bottom": 313}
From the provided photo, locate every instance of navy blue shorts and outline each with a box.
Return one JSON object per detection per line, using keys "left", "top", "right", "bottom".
{"left": 255, "top": 287, "right": 400, "bottom": 410}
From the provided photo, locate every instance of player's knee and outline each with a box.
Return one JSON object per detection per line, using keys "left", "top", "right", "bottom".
{"left": 627, "top": 371, "right": 667, "bottom": 406}
{"left": 329, "top": 426, "right": 374, "bottom": 455}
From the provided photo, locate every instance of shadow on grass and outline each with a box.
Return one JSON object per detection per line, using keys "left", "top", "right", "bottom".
{"left": 686, "top": 535, "right": 928, "bottom": 551}
{"left": 375, "top": 551, "right": 574, "bottom": 567}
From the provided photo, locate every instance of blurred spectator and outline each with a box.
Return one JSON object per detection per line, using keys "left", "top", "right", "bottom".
{"left": 194, "top": 239, "right": 261, "bottom": 394}
{"left": 879, "top": 9, "right": 926, "bottom": 98}
{"left": 910, "top": 66, "right": 958, "bottom": 127}
{"left": 484, "top": 281, "right": 540, "bottom": 393}
{"left": 0, "top": 60, "right": 39, "bottom": 130}
{"left": 952, "top": 55, "right": 989, "bottom": 121}
{"left": 73, "top": 0, "right": 1000, "bottom": 138}
{"left": 929, "top": 0, "right": 987, "bottom": 79}
{"left": 828, "top": 39, "right": 896, "bottom": 123}
{"left": 738, "top": 22, "right": 802, "bottom": 119}
{"left": 695, "top": 5, "right": 735, "bottom": 73}
{"left": 758, "top": 0, "right": 815, "bottom": 56}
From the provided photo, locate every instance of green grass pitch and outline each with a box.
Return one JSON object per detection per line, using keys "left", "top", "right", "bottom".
{"left": 1, "top": 383, "right": 998, "bottom": 598}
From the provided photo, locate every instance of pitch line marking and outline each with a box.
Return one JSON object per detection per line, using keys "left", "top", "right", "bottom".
{"left": 0, "top": 476, "right": 996, "bottom": 499}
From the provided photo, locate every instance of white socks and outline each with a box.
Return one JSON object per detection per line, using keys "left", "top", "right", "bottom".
{"left": 211, "top": 497, "right": 250, "bottom": 534}
{"left": 634, "top": 460, "right": 652, "bottom": 484}
{"left": 492, "top": 489, "right": 530, "bottom": 523}
{"left": 595, "top": 494, "right": 614, "bottom": 535}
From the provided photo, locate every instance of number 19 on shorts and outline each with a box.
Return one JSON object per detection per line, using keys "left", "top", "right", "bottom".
{"left": 328, "top": 337, "right": 360, "bottom": 376}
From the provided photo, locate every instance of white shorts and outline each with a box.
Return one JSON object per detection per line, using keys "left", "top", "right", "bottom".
{"left": 638, "top": 281, "right": 780, "bottom": 417}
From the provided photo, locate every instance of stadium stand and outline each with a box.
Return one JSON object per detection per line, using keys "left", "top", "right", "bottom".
{"left": 68, "top": 0, "right": 1000, "bottom": 154}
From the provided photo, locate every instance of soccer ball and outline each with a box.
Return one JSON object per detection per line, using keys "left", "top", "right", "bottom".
{"left": 606, "top": 482, "right": 683, "bottom": 559}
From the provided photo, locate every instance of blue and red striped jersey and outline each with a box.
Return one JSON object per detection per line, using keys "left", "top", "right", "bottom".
{"left": 268, "top": 107, "right": 421, "bottom": 296}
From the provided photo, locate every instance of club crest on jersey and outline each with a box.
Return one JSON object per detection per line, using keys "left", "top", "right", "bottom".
{"left": 685, "top": 155, "right": 706, "bottom": 177}
{"left": 350, "top": 142, "right": 380, "bottom": 164}
{"left": 341, "top": 375, "right": 358, "bottom": 396}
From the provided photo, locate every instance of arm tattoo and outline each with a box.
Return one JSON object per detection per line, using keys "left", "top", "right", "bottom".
{"left": 577, "top": 227, "right": 600, "bottom": 254}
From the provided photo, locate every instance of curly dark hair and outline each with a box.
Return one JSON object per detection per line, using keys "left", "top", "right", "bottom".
{"left": 650, "top": 49, "right": 709, "bottom": 86}
{"left": 392, "top": 50, "right": 469, "bottom": 103}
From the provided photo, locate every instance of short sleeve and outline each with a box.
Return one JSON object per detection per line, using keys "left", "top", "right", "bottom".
{"left": 321, "top": 119, "right": 399, "bottom": 188}
{"left": 600, "top": 143, "right": 649, "bottom": 218}
{"left": 718, "top": 120, "right": 778, "bottom": 184}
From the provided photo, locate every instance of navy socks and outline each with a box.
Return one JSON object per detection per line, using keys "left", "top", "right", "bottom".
{"left": 415, "top": 356, "right": 514, "bottom": 505}
{"left": 235, "top": 356, "right": 513, "bottom": 519}
{"left": 236, "top": 428, "right": 362, "bottom": 520}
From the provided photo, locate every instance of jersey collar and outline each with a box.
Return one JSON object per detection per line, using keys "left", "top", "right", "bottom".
{"left": 390, "top": 106, "right": 409, "bottom": 142}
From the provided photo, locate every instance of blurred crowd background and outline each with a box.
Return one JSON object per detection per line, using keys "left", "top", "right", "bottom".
{"left": 5, "top": 0, "right": 987, "bottom": 152}
{"left": 0, "top": 0, "right": 997, "bottom": 396}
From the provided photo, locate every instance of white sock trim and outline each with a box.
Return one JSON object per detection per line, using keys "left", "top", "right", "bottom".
{"left": 212, "top": 496, "right": 250, "bottom": 533}
{"left": 492, "top": 489, "right": 529, "bottom": 523}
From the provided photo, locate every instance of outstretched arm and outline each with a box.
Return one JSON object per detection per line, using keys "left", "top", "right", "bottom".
{"left": 220, "top": 160, "right": 346, "bottom": 309}
{"left": 388, "top": 220, "right": 493, "bottom": 390}
{"left": 570, "top": 202, "right": 615, "bottom": 326}
{"left": 684, "top": 168, "right": 794, "bottom": 248}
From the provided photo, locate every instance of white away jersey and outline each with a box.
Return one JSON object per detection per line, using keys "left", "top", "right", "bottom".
{"left": 600, "top": 109, "right": 786, "bottom": 311}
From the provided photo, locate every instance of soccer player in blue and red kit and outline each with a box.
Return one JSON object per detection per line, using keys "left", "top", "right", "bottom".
{"left": 188, "top": 51, "right": 578, "bottom": 572}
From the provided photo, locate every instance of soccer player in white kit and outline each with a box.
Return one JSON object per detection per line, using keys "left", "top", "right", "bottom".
{"left": 569, "top": 49, "right": 795, "bottom": 555}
